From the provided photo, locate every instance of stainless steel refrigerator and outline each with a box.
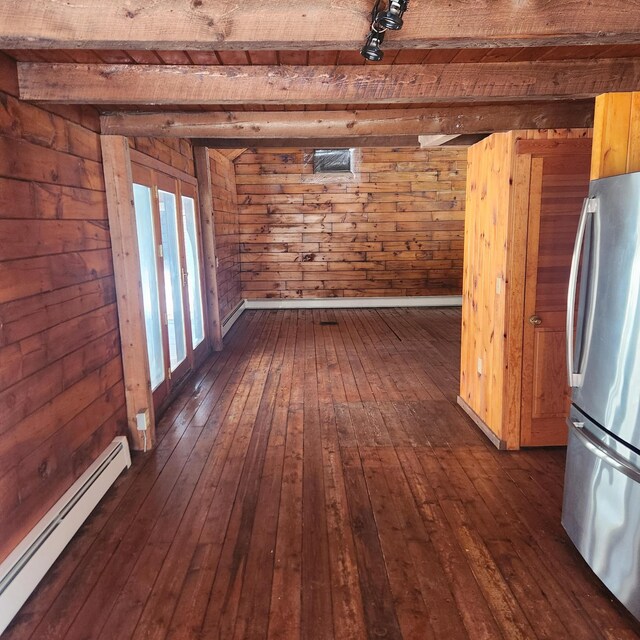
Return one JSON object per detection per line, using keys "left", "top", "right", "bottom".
{"left": 563, "top": 171, "right": 640, "bottom": 620}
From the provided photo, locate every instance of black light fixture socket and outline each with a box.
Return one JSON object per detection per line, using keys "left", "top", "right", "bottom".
{"left": 360, "top": 29, "right": 385, "bottom": 61}
{"left": 376, "top": 0, "right": 409, "bottom": 30}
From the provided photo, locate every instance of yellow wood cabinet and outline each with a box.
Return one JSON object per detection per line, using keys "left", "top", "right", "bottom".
{"left": 459, "top": 130, "right": 592, "bottom": 449}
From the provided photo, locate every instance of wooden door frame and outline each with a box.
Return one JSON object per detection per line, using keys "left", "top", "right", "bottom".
{"left": 194, "top": 146, "right": 223, "bottom": 351}
{"left": 155, "top": 171, "right": 192, "bottom": 385}
{"left": 131, "top": 156, "right": 214, "bottom": 406}
{"left": 508, "top": 137, "right": 593, "bottom": 449}
{"left": 130, "top": 162, "right": 170, "bottom": 412}
{"left": 101, "top": 135, "right": 156, "bottom": 451}
{"left": 180, "top": 180, "right": 212, "bottom": 366}
{"left": 102, "top": 136, "right": 219, "bottom": 450}
{"left": 501, "top": 150, "right": 533, "bottom": 450}
{"left": 519, "top": 157, "right": 544, "bottom": 446}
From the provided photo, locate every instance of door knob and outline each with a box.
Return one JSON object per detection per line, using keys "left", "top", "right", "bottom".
{"left": 529, "top": 315, "right": 542, "bottom": 326}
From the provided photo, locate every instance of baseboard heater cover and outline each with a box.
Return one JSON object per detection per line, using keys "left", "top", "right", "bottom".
{"left": 0, "top": 436, "right": 131, "bottom": 635}
{"left": 222, "top": 300, "right": 247, "bottom": 337}
{"left": 244, "top": 295, "right": 463, "bottom": 310}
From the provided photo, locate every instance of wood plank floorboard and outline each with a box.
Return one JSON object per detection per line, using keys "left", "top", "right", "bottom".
{"left": 5, "top": 308, "right": 640, "bottom": 640}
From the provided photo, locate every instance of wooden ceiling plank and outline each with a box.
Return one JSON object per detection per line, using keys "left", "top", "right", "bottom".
{"left": 154, "top": 50, "right": 193, "bottom": 64}
{"left": 2, "top": 1, "right": 640, "bottom": 49}
{"left": 247, "top": 51, "right": 279, "bottom": 65}
{"left": 91, "top": 50, "right": 134, "bottom": 63}
{"left": 18, "top": 60, "right": 640, "bottom": 105}
{"left": 100, "top": 103, "right": 594, "bottom": 138}
{"left": 125, "top": 50, "right": 163, "bottom": 64}
{"left": 187, "top": 51, "right": 222, "bottom": 65}
{"left": 216, "top": 50, "right": 251, "bottom": 65}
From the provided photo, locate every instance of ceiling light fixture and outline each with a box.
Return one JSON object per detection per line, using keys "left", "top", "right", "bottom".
{"left": 360, "top": 0, "right": 409, "bottom": 62}
{"left": 360, "top": 28, "right": 386, "bottom": 62}
{"left": 377, "top": 0, "right": 409, "bottom": 30}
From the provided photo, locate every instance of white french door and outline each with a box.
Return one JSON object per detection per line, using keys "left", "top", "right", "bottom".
{"left": 132, "top": 163, "right": 208, "bottom": 410}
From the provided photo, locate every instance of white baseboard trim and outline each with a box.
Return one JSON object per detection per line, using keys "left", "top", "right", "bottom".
{"left": 221, "top": 300, "right": 247, "bottom": 337}
{"left": 243, "top": 296, "right": 462, "bottom": 310}
{"left": 0, "top": 437, "right": 131, "bottom": 635}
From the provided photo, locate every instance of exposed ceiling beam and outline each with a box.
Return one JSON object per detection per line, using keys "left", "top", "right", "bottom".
{"left": 18, "top": 60, "right": 640, "bottom": 105}
{"left": 1, "top": 1, "right": 639, "bottom": 49}
{"left": 100, "top": 103, "right": 594, "bottom": 138}
{"left": 191, "top": 136, "right": 422, "bottom": 149}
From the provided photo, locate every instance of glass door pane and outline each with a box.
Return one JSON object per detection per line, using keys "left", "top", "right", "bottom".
{"left": 158, "top": 189, "right": 187, "bottom": 370}
{"left": 133, "top": 184, "right": 165, "bottom": 390}
{"left": 181, "top": 195, "right": 206, "bottom": 347}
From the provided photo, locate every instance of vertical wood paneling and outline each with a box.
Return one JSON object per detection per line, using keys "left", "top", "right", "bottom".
{"left": 0, "top": 55, "right": 126, "bottom": 563}
{"left": 235, "top": 147, "right": 467, "bottom": 299}
{"left": 460, "top": 133, "right": 513, "bottom": 444}
{"left": 460, "top": 129, "right": 592, "bottom": 449}
{"left": 209, "top": 149, "right": 242, "bottom": 322}
{"left": 591, "top": 92, "right": 640, "bottom": 179}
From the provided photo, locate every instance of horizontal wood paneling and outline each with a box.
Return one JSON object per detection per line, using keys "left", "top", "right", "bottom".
{"left": 128, "top": 136, "right": 195, "bottom": 177}
{"left": 0, "top": 54, "right": 125, "bottom": 563}
{"left": 210, "top": 149, "right": 242, "bottom": 321}
{"left": 237, "top": 147, "right": 466, "bottom": 299}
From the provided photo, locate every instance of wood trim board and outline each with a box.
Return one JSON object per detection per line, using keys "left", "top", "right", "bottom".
{"left": 457, "top": 395, "right": 507, "bottom": 450}
{"left": 100, "top": 135, "right": 155, "bottom": 450}
{"left": 244, "top": 296, "right": 463, "bottom": 309}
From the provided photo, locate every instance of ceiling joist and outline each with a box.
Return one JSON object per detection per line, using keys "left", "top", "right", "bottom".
{"left": 1, "top": 0, "right": 640, "bottom": 49}
{"left": 100, "top": 103, "right": 594, "bottom": 138}
{"left": 18, "top": 60, "right": 640, "bottom": 105}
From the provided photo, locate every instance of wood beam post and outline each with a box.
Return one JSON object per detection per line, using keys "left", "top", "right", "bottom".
{"left": 100, "top": 134, "right": 155, "bottom": 451}
{"left": 193, "top": 146, "right": 223, "bottom": 351}
{"left": 17, "top": 61, "right": 640, "bottom": 105}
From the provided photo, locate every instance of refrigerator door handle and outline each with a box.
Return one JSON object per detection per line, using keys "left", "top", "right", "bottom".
{"left": 569, "top": 420, "right": 640, "bottom": 483}
{"left": 566, "top": 197, "right": 596, "bottom": 387}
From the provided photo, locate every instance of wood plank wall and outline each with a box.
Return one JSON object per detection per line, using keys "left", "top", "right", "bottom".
{"left": 209, "top": 149, "right": 242, "bottom": 321}
{"left": 461, "top": 133, "right": 514, "bottom": 443}
{"left": 591, "top": 92, "right": 640, "bottom": 179}
{"left": 0, "top": 52, "right": 126, "bottom": 563}
{"left": 235, "top": 147, "right": 467, "bottom": 299}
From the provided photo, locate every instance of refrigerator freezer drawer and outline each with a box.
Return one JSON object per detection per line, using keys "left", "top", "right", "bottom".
{"left": 563, "top": 421, "right": 640, "bottom": 620}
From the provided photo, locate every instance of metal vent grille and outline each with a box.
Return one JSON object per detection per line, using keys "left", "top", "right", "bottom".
{"left": 313, "top": 149, "right": 353, "bottom": 173}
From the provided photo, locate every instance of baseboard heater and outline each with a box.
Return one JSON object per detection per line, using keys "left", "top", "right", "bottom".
{"left": 0, "top": 436, "right": 131, "bottom": 635}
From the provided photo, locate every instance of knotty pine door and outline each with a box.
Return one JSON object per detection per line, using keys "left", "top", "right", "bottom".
{"left": 132, "top": 163, "right": 209, "bottom": 411}
{"left": 520, "top": 150, "right": 591, "bottom": 446}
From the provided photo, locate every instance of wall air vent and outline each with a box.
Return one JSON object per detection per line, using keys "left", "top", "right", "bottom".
{"left": 312, "top": 149, "right": 353, "bottom": 174}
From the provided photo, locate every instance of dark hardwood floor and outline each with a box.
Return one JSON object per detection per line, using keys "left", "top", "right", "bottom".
{"left": 5, "top": 308, "right": 640, "bottom": 640}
